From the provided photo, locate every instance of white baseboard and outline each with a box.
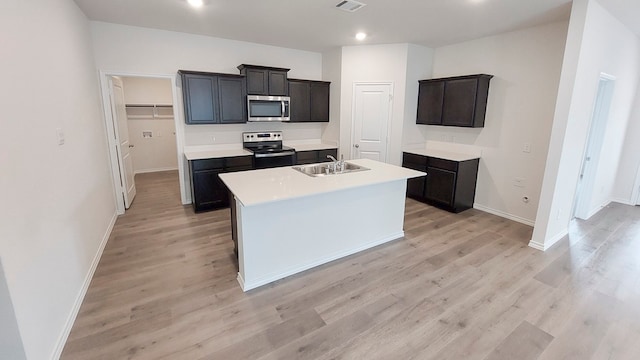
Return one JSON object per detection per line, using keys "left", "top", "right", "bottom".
{"left": 473, "top": 203, "right": 535, "bottom": 227}
{"left": 134, "top": 166, "right": 178, "bottom": 175}
{"left": 528, "top": 228, "right": 568, "bottom": 252}
{"left": 51, "top": 212, "right": 117, "bottom": 360}
{"left": 610, "top": 197, "right": 634, "bottom": 206}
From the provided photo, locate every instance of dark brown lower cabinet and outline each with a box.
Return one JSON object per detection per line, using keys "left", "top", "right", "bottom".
{"left": 189, "top": 156, "right": 253, "bottom": 212}
{"left": 402, "top": 152, "right": 479, "bottom": 213}
{"left": 295, "top": 148, "right": 338, "bottom": 165}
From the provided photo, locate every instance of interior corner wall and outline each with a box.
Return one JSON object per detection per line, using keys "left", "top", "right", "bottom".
{"left": 533, "top": 0, "right": 640, "bottom": 249}
{"left": 339, "top": 44, "right": 412, "bottom": 165}
{"left": 0, "top": 259, "right": 26, "bottom": 360}
{"left": 613, "top": 81, "right": 640, "bottom": 204}
{"left": 403, "top": 44, "right": 434, "bottom": 148}
{"left": 0, "top": 1, "right": 116, "bottom": 359}
{"left": 321, "top": 47, "right": 343, "bottom": 149}
{"left": 430, "top": 21, "right": 569, "bottom": 224}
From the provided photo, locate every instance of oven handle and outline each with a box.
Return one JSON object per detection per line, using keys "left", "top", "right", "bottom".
{"left": 254, "top": 151, "right": 296, "bottom": 158}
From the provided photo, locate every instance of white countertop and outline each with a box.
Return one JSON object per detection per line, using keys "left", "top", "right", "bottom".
{"left": 184, "top": 142, "right": 337, "bottom": 160}
{"left": 184, "top": 146, "right": 252, "bottom": 160}
{"left": 403, "top": 148, "right": 480, "bottom": 162}
{"left": 219, "top": 158, "right": 425, "bottom": 207}
{"left": 285, "top": 142, "right": 338, "bottom": 151}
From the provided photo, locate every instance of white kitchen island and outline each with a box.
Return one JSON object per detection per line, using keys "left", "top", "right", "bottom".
{"left": 219, "top": 158, "right": 425, "bottom": 291}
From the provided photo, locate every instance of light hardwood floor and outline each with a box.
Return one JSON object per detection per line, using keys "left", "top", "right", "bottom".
{"left": 61, "top": 170, "right": 640, "bottom": 359}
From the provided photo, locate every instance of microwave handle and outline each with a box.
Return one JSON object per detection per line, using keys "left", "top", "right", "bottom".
{"left": 281, "top": 101, "right": 285, "bottom": 116}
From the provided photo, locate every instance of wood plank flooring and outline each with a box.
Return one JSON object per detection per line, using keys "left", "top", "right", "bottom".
{"left": 61, "top": 170, "right": 640, "bottom": 359}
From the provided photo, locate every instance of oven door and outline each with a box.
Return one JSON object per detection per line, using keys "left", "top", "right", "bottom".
{"left": 247, "top": 95, "right": 290, "bottom": 122}
{"left": 254, "top": 151, "right": 296, "bottom": 169}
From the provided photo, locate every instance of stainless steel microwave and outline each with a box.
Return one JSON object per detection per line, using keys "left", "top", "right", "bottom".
{"left": 247, "top": 95, "right": 290, "bottom": 122}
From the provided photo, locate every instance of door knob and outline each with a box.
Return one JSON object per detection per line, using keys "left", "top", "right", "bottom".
{"left": 354, "top": 144, "right": 359, "bottom": 148}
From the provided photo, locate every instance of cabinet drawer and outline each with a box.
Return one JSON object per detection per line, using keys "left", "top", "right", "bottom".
{"left": 428, "top": 157, "right": 458, "bottom": 172}
{"left": 318, "top": 149, "right": 338, "bottom": 162}
{"left": 225, "top": 156, "right": 252, "bottom": 168}
{"left": 296, "top": 151, "right": 317, "bottom": 162}
{"left": 403, "top": 152, "right": 428, "bottom": 167}
{"left": 191, "top": 158, "right": 224, "bottom": 171}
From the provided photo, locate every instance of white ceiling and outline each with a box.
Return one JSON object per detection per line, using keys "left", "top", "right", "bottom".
{"left": 72, "top": 0, "right": 639, "bottom": 53}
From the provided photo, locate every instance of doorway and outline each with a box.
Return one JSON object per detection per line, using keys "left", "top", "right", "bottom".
{"left": 351, "top": 83, "right": 393, "bottom": 162}
{"left": 572, "top": 74, "right": 615, "bottom": 220}
{"left": 101, "top": 72, "right": 185, "bottom": 214}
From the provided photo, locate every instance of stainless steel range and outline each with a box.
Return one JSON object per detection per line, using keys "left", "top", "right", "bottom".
{"left": 243, "top": 131, "right": 296, "bottom": 169}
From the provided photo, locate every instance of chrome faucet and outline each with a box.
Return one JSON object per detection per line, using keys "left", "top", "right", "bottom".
{"left": 327, "top": 154, "right": 345, "bottom": 172}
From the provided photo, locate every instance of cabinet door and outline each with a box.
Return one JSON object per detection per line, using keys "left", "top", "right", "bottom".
{"left": 425, "top": 167, "right": 456, "bottom": 206}
{"left": 417, "top": 81, "right": 444, "bottom": 125}
{"left": 192, "top": 169, "right": 228, "bottom": 211}
{"left": 441, "top": 78, "right": 478, "bottom": 127}
{"left": 289, "top": 80, "right": 310, "bottom": 122}
{"left": 218, "top": 76, "right": 247, "bottom": 123}
{"left": 296, "top": 150, "right": 318, "bottom": 165}
{"left": 407, "top": 177, "right": 426, "bottom": 198}
{"left": 183, "top": 74, "right": 218, "bottom": 124}
{"left": 310, "top": 82, "right": 330, "bottom": 122}
{"left": 318, "top": 149, "right": 337, "bottom": 162}
{"left": 269, "top": 71, "right": 288, "bottom": 96}
{"left": 245, "top": 69, "right": 269, "bottom": 95}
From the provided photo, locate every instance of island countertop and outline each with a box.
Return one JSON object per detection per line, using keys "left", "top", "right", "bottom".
{"left": 219, "top": 158, "right": 425, "bottom": 207}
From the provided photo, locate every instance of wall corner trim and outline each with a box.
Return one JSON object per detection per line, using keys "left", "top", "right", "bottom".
{"left": 51, "top": 211, "right": 117, "bottom": 360}
{"left": 473, "top": 203, "right": 535, "bottom": 227}
{"left": 529, "top": 228, "right": 568, "bottom": 252}
{"left": 528, "top": 240, "right": 546, "bottom": 251}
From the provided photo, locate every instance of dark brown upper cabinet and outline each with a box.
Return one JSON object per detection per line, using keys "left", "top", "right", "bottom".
{"left": 237, "top": 64, "right": 290, "bottom": 96}
{"left": 288, "top": 79, "right": 330, "bottom": 122}
{"left": 417, "top": 74, "right": 493, "bottom": 128}
{"left": 179, "top": 70, "right": 247, "bottom": 125}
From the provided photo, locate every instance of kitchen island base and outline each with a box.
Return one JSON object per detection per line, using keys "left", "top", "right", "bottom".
{"left": 235, "top": 180, "right": 407, "bottom": 291}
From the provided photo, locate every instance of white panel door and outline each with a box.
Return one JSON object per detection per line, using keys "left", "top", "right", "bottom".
{"left": 110, "top": 76, "right": 136, "bottom": 209}
{"left": 351, "top": 83, "right": 392, "bottom": 162}
{"left": 573, "top": 76, "right": 614, "bottom": 219}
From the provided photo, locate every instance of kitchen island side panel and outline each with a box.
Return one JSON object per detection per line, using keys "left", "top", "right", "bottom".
{"left": 236, "top": 180, "right": 407, "bottom": 291}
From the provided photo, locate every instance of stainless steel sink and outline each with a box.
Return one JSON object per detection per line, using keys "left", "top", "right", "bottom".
{"left": 293, "top": 162, "right": 369, "bottom": 177}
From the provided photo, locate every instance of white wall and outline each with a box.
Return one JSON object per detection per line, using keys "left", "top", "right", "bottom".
{"left": 0, "top": 260, "right": 26, "bottom": 360}
{"left": 122, "top": 76, "right": 173, "bottom": 104}
{"left": 532, "top": 0, "right": 640, "bottom": 249}
{"left": 122, "top": 77, "right": 178, "bottom": 174}
{"left": 429, "top": 21, "right": 569, "bottom": 225}
{"left": 403, "top": 44, "right": 435, "bottom": 147}
{"left": 614, "top": 82, "right": 640, "bottom": 204}
{"left": 340, "top": 44, "right": 416, "bottom": 165}
{"left": 321, "top": 47, "right": 343, "bottom": 148}
{"left": 0, "top": 1, "right": 116, "bottom": 359}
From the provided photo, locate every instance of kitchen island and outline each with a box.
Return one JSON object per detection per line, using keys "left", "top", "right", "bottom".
{"left": 219, "top": 158, "right": 425, "bottom": 291}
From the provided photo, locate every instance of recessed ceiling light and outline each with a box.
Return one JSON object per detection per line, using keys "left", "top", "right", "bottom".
{"left": 188, "top": 0, "right": 203, "bottom": 8}
{"left": 355, "top": 32, "right": 367, "bottom": 41}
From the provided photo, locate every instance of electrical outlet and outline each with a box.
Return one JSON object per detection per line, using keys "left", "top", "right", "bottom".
{"left": 523, "top": 142, "right": 531, "bottom": 153}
